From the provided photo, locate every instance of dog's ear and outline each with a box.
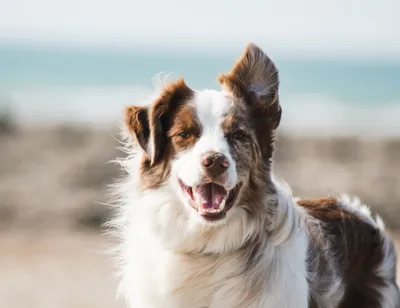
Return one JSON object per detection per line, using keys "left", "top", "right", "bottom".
{"left": 218, "top": 43, "right": 281, "bottom": 129}
{"left": 125, "top": 105, "right": 152, "bottom": 156}
{"left": 125, "top": 78, "right": 193, "bottom": 165}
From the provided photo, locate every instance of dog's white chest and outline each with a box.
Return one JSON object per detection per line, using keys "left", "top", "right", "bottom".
{"left": 123, "top": 247, "right": 216, "bottom": 307}
{"left": 122, "top": 239, "right": 309, "bottom": 308}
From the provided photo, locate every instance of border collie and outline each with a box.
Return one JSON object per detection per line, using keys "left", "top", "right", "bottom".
{"left": 108, "top": 43, "right": 400, "bottom": 307}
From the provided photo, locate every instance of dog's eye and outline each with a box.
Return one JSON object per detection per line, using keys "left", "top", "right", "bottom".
{"left": 178, "top": 132, "right": 191, "bottom": 139}
{"left": 232, "top": 131, "right": 246, "bottom": 140}
{"left": 226, "top": 131, "right": 247, "bottom": 143}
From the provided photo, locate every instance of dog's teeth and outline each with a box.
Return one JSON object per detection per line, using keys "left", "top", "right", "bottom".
{"left": 198, "top": 207, "right": 220, "bottom": 215}
{"left": 219, "top": 198, "right": 226, "bottom": 211}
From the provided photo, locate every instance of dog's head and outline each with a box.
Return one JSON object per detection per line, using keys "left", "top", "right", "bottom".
{"left": 125, "top": 43, "right": 281, "bottom": 230}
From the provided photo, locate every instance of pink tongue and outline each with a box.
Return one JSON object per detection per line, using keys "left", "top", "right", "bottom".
{"left": 193, "top": 183, "right": 227, "bottom": 210}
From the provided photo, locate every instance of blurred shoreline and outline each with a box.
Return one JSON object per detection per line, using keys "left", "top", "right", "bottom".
{"left": 0, "top": 123, "right": 399, "bottom": 231}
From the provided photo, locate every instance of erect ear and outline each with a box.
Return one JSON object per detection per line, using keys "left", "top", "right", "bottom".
{"left": 218, "top": 43, "right": 281, "bottom": 129}
{"left": 125, "top": 78, "right": 193, "bottom": 165}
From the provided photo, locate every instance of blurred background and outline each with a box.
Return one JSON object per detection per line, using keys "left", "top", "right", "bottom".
{"left": 0, "top": 0, "right": 399, "bottom": 307}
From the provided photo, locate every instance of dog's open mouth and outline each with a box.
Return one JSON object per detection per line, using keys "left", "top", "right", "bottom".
{"left": 179, "top": 179, "right": 241, "bottom": 221}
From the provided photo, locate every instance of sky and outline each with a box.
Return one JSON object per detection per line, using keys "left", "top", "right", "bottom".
{"left": 0, "top": 0, "right": 399, "bottom": 59}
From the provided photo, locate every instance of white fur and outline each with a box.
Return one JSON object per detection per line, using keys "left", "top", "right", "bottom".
{"left": 112, "top": 169, "right": 309, "bottom": 307}
{"left": 377, "top": 233, "right": 400, "bottom": 308}
{"left": 338, "top": 194, "right": 376, "bottom": 225}
{"left": 380, "top": 283, "right": 400, "bottom": 308}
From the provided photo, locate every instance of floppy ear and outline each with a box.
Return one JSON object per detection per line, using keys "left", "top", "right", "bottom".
{"left": 125, "top": 78, "right": 193, "bottom": 166}
{"left": 125, "top": 105, "right": 151, "bottom": 155}
{"left": 218, "top": 43, "right": 281, "bottom": 129}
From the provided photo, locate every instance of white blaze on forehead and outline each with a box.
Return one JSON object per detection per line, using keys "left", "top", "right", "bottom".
{"left": 195, "top": 90, "right": 232, "bottom": 122}
{"left": 194, "top": 90, "right": 232, "bottom": 152}
{"left": 193, "top": 89, "right": 237, "bottom": 188}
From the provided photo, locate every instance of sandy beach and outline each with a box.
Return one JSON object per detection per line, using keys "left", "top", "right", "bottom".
{"left": 0, "top": 230, "right": 124, "bottom": 308}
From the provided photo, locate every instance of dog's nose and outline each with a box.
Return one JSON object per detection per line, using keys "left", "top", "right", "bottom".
{"left": 201, "top": 152, "right": 229, "bottom": 177}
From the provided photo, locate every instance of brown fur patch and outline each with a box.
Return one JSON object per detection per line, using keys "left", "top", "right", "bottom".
{"left": 218, "top": 43, "right": 281, "bottom": 130}
{"left": 167, "top": 105, "right": 201, "bottom": 151}
{"left": 219, "top": 100, "right": 278, "bottom": 223}
{"left": 298, "top": 197, "right": 363, "bottom": 222}
{"left": 125, "top": 79, "right": 197, "bottom": 190}
{"left": 125, "top": 106, "right": 150, "bottom": 155}
{"left": 222, "top": 103, "right": 261, "bottom": 173}
{"left": 219, "top": 43, "right": 282, "bottom": 173}
{"left": 215, "top": 44, "right": 285, "bottom": 225}
{"left": 147, "top": 79, "right": 194, "bottom": 165}
{"left": 298, "top": 197, "right": 399, "bottom": 307}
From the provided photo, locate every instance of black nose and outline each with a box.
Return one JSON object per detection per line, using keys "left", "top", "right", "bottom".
{"left": 201, "top": 152, "right": 229, "bottom": 178}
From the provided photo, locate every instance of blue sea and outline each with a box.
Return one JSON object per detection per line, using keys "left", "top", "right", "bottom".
{"left": 1, "top": 44, "right": 399, "bottom": 137}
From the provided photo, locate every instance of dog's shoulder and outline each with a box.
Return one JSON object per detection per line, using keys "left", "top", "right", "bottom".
{"left": 297, "top": 196, "right": 400, "bottom": 307}
{"left": 297, "top": 195, "right": 391, "bottom": 269}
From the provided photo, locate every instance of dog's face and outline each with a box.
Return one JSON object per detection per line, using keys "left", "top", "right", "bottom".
{"left": 125, "top": 43, "right": 281, "bottom": 226}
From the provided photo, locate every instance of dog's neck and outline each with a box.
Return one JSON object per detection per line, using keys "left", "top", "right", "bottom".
{"left": 166, "top": 180, "right": 300, "bottom": 258}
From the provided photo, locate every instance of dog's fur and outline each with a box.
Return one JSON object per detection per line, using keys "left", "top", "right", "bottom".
{"left": 107, "top": 43, "right": 400, "bottom": 307}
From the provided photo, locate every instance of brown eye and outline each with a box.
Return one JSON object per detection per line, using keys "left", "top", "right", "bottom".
{"left": 178, "top": 132, "right": 191, "bottom": 139}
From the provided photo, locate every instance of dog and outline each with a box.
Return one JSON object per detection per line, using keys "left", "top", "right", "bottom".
{"left": 108, "top": 43, "right": 400, "bottom": 307}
